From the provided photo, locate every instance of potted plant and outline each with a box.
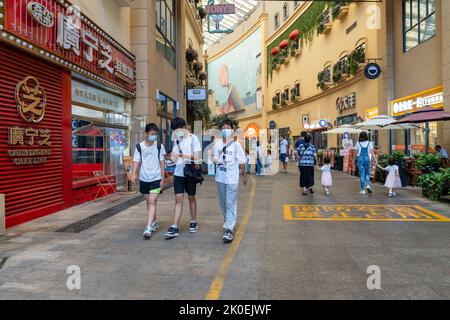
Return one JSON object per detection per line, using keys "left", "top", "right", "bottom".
{"left": 348, "top": 46, "right": 366, "bottom": 75}
{"left": 317, "top": 11, "right": 332, "bottom": 35}
{"left": 289, "top": 29, "right": 301, "bottom": 57}
{"left": 280, "top": 93, "right": 287, "bottom": 107}
{"left": 416, "top": 153, "right": 442, "bottom": 174}
{"left": 186, "top": 47, "right": 197, "bottom": 63}
{"left": 271, "top": 47, "right": 281, "bottom": 70}
{"left": 317, "top": 68, "right": 331, "bottom": 90}
{"left": 198, "top": 71, "right": 208, "bottom": 82}
{"left": 198, "top": 7, "right": 207, "bottom": 20}
{"left": 279, "top": 40, "right": 290, "bottom": 63}
{"left": 332, "top": 1, "right": 349, "bottom": 20}
{"left": 272, "top": 97, "right": 278, "bottom": 110}
{"left": 419, "top": 168, "right": 450, "bottom": 201}
{"left": 333, "top": 63, "right": 342, "bottom": 83}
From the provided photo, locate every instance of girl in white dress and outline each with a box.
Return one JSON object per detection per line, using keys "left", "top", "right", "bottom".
{"left": 378, "top": 157, "right": 402, "bottom": 197}
{"left": 319, "top": 156, "right": 333, "bottom": 196}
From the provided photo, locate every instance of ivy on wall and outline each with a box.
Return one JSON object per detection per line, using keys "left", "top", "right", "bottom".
{"left": 267, "top": 1, "right": 329, "bottom": 80}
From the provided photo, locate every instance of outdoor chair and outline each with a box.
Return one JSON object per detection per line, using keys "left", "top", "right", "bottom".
{"left": 93, "top": 170, "right": 120, "bottom": 202}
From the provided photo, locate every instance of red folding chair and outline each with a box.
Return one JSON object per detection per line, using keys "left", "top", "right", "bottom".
{"left": 93, "top": 171, "right": 120, "bottom": 202}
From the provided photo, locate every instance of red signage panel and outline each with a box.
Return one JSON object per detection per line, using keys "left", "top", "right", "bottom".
{"left": 3, "top": 0, "right": 135, "bottom": 95}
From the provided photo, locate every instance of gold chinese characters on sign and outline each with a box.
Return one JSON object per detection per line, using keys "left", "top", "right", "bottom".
{"left": 7, "top": 77, "right": 52, "bottom": 166}
{"left": 15, "top": 76, "right": 47, "bottom": 123}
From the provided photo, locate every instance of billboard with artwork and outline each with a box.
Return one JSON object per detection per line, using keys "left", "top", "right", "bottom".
{"left": 207, "top": 27, "right": 262, "bottom": 115}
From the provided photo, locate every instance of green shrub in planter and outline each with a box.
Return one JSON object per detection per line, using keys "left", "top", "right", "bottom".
{"left": 416, "top": 153, "right": 442, "bottom": 173}
{"left": 419, "top": 168, "right": 450, "bottom": 201}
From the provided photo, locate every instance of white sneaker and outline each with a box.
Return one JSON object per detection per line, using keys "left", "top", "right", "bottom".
{"left": 359, "top": 190, "right": 366, "bottom": 195}
{"left": 389, "top": 192, "right": 394, "bottom": 197}
{"left": 143, "top": 227, "right": 152, "bottom": 239}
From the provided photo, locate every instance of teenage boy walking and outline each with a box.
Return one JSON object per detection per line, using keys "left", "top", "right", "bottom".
{"left": 213, "top": 120, "right": 248, "bottom": 243}
{"left": 131, "top": 123, "right": 166, "bottom": 239}
{"left": 165, "top": 117, "right": 202, "bottom": 239}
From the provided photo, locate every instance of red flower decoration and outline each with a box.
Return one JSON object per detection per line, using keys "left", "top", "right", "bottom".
{"left": 289, "top": 29, "right": 300, "bottom": 40}
{"left": 271, "top": 47, "right": 280, "bottom": 56}
{"left": 279, "top": 40, "right": 289, "bottom": 49}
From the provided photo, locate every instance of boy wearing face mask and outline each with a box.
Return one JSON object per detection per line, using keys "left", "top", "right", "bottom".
{"left": 213, "top": 120, "right": 248, "bottom": 243}
{"left": 132, "top": 123, "right": 166, "bottom": 239}
{"left": 165, "top": 117, "right": 203, "bottom": 239}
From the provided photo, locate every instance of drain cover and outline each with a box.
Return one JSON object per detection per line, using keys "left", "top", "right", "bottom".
{"left": 57, "top": 195, "right": 144, "bottom": 233}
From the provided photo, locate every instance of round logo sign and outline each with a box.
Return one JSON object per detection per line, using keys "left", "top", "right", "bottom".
{"left": 319, "top": 119, "right": 327, "bottom": 128}
{"left": 364, "top": 63, "right": 382, "bottom": 80}
{"left": 16, "top": 76, "right": 47, "bottom": 123}
{"left": 27, "top": 2, "right": 55, "bottom": 28}
{"left": 269, "top": 121, "right": 277, "bottom": 130}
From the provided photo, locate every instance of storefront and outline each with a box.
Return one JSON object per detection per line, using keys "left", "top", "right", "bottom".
{"left": 0, "top": 0, "right": 136, "bottom": 227}
{"left": 391, "top": 86, "right": 443, "bottom": 154}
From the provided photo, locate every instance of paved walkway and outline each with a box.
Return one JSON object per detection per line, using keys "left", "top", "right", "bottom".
{"left": 1, "top": 164, "right": 449, "bottom": 299}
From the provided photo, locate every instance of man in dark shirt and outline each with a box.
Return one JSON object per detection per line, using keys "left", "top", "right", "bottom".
{"left": 295, "top": 131, "right": 308, "bottom": 149}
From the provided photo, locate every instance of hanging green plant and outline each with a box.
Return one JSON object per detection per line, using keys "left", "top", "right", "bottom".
{"left": 267, "top": 1, "right": 329, "bottom": 80}
{"left": 333, "top": 63, "right": 342, "bottom": 83}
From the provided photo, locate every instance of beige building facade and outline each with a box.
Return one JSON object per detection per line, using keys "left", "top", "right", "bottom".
{"left": 206, "top": 0, "right": 447, "bottom": 154}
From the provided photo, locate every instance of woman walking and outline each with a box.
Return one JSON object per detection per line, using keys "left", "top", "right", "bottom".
{"left": 297, "top": 135, "right": 318, "bottom": 196}
{"left": 354, "top": 131, "right": 376, "bottom": 195}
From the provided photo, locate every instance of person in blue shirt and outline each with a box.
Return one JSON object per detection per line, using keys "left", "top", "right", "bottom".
{"left": 295, "top": 131, "right": 307, "bottom": 149}
{"left": 435, "top": 145, "right": 448, "bottom": 160}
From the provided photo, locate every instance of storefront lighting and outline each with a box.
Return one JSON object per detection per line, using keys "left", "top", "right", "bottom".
{"left": 1, "top": 33, "right": 6, "bottom": 38}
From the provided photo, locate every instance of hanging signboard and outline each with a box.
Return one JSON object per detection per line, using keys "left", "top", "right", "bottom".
{"left": 1, "top": 0, "right": 136, "bottom": 96}
{"left": 187, "top": 88, "right": 207, "bottom": 101}
{"left": 206, "top": 0, "right": 234, "bottom": 34}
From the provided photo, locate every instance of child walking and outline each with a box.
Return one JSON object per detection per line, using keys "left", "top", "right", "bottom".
{"left": 378, "top": 157, "right": 402, "bottom": 197}
{"left": 318, "top": 156, "right": 333, "bottom": 196}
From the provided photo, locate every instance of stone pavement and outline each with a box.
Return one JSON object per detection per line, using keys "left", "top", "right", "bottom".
{"left": 0, "top": 164, "right": 449, "bottom": 300}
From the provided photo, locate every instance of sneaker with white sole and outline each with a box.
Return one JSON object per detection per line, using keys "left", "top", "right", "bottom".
{"left": 223, "top": 230, "right": 234, "bottom": 243}
{"left": 143, "top": 227, "right": 152, "bottom": 239}
{"left": 165, "top": 226, "right": 179, "bottom": 239}
{"left": 367, "top": 187, "right": 373, "bottom": 194}
{"left": 150, "top": 221, "right": 159, "bottom": 233}
{"left": 189, "top": 222, "right": 198, "bottom": 233}
{"left": 359, "top": 190, "right": 366, "bottom": 195}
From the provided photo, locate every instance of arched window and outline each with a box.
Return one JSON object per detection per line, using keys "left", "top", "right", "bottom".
{"left": 274, "top": 13, "right": 280, "bottom": 29}
{"left": 283, "top": 3, "right": 289, "bottom": 20}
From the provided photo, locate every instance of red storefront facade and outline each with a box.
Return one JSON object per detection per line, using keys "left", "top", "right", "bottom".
{"left": 0, "top": 0, "right": 136, "bottom": 228}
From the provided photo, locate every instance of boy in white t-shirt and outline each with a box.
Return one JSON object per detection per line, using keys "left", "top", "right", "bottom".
{"left": 213, "top": 120, "right": 248, "bottom": 243}
{"left": 131, "top": 123, "right": 166, "bottom": 239}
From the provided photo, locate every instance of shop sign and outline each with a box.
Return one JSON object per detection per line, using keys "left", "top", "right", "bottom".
{"left": 2, "top": 0, "right": 136, "bottom": 95}
{"left": 304, "top": 118, "right": 330, "bottom": 130}
{"left": 8, "top": 77, "right": 53, "bottom": 165}
{"left": 72, "top": 80, "right": 125, "bottom": 113}
{"left": 15, "top": 76, "right": 47, "bottom": 123}
{"left": 364, "top": 63, "right": 382, "bottom": 80}
{"left": 337, "top": 113, "right": 358, "bottom": 126}
{"left": 205, "top": 4, "right": 235, "bottom": 14}
{"left": 27, "top": 2, "right": 55, "bottom": 28}
{"left": 365, "top": 107, "right": 379, "bottom": 120}
{"left": 391, "top": 86, "right": 443, "bottom": 117}
{"left": 187, "top": 88, "right": 207, "bottom": 101}
{"left": 336, "top": 92, "right": 356, "bottom": 113}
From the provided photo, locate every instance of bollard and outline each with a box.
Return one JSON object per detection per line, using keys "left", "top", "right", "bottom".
{"left": 0, "top": 194, "right": 4, "bottom": 235}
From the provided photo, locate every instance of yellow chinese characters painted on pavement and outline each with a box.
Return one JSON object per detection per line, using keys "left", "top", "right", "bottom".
{"left": 283, "top": 205, "right": 450, "bottom": 222}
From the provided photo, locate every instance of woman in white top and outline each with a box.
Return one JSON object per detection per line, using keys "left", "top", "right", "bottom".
{"left": 354, "top": 131, "right": 376, "bottom": 195}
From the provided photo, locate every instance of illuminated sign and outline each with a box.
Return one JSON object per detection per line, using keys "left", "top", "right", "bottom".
{"left": 206, "top": 0, "right": 234, "bottom": 34}
{"left": 205, "top": 4, "right": 236, "bottom": 14}
{"left": 2, "top": 0, "right": 136, "bottom": 95}
{"left": 391, "top": 86, "right": 443, "bottom": 117}
{"left": 187, "top": 88, "right": 207, "bottom": 101}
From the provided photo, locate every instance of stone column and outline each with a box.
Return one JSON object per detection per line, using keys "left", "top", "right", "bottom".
{"left": 376, "top": 0, "right": 395, "bottom": 154}
{"left": 442, "top": 0, "right": 450, "bottom": 151}
{"left": 130, "top": 0, "right": 158, "bottom": 124}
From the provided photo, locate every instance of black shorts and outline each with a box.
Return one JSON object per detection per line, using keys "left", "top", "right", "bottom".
{"left": 140, "top": 180, "right": 161, "bottom": 195}
{"left": 174, "top": 176, "right": 197, "bottom": 196}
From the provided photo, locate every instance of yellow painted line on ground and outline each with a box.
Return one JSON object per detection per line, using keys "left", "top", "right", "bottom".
{"left": 415, "top": 205, "right": 450, "bottom": 221}
{"left": 205, "top": 176, "right": 256, "bottom": 300}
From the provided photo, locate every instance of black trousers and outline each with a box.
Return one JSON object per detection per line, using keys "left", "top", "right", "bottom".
{"left": 299, "top": 166, "right": 315, "bottom": 188}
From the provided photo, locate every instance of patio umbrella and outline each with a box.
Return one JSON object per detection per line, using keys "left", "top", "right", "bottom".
{"left": 354, "top": 115, "right": 416, "bottom": 130}
{"left": 322, "top": 125, "right": 363, "bottom": 135}
{"left": 393, "top": 107, "right": 450, "bottom": 124}
{"left": 393, "top": 107, "right": 450, "bottom": 154}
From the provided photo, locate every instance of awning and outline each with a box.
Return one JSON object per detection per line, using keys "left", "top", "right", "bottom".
{"left": 393, "top": 107, "right": 450, "bottom": 124}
